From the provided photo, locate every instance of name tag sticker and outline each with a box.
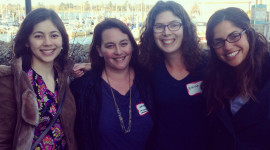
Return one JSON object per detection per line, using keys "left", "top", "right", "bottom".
{"left": 136, "top": 103, "right": 149, "bottom": 116}
{"left": 186, "top": 81, "right": 203, "bottom": 96}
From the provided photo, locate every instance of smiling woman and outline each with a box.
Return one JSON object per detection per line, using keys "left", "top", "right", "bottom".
{"left": 202, "top": 7, "right": 270, "bottom": 150}
{"left": 0, "top": 8, "right": 77, "bottom": 150}
{"left": 139, "top": 1, "right": 210, "bottom": 150}
{"left": 70, "top": 18, "right": 154, "bottom": 150}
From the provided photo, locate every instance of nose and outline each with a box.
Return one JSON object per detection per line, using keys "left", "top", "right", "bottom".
{"left": 43, "top": 36, "right": 52, "bottom": 45}
{"left": 223, "top": 40, "right": 234, "bottom": 50}
{"left": 114, "top": 45, "right": 122, "bottom": 55}
{"left": 163, "top": 26, "right": 171, "bottom": 35}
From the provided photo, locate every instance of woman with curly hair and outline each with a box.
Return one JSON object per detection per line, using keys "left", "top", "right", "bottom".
{"left": 202, "top": 7, "right": 270, "bottom": 150}
{"left": 139, "top": 1, "right": 209, "bottom": 149}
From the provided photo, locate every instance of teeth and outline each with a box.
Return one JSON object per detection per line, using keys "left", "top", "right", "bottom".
{"left": 227, "top": 51, "right": 238, "bottom": 57}
{"left": 163, "top": 40, "right": 173, "bottom": 44}
{"left": 115, "top": 57, "right": 124, "bottom": 61}
{"left": 42, "top": 50, "right": 54, "bottom": 54}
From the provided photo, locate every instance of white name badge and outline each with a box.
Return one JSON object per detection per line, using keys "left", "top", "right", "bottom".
{"left": 186, "top": 81, "right": 203, "bottom": 96}
{"left": 136, "top": 103, "right": 149, "bottom": 116}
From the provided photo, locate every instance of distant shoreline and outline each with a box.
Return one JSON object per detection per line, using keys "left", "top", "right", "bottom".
{"left": 0, "top": 41, "right": 90, "bottom": 65}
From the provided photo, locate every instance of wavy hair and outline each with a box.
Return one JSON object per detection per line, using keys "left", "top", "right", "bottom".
{"left": 202, "top": 7, "right": 269, "bottom": 113}
{"left": 89, "top": 18, "right": 139, "bottom": 70}
{"left": 139, "top": 1, "right": 202, "bottom": 72}
{"left": 14, "top": 8, "right": 69, "bottom": 71}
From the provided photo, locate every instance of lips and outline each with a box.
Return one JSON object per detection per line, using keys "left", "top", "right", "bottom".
{"left": 225, "top": 50, "right": 239, "bottom": 58}
{"left": 161, "top": 39, "right": 175, "bottom": 45}
{"left": 40, "top": 49, "right": 55, "bottom": 55}
{"left": 114, "top": 56, "right": 126, "bottom": 62}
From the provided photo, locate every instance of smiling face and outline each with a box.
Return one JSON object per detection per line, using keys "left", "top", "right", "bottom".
{"left": 154, "top": 11, "right": 183, "bottom": 56}
{"left": 27, "top": 19, "right": 62, "bottom": 67}
{"left": 97, "top": 28, "right": 132, "bottom": 72}
{"left": 213, "top": 20, "right": 249, "bottom": 67}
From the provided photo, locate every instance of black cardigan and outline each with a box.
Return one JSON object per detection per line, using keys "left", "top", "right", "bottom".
{"left": 208, "top": 54, "right": 270, "bottom": 150}
{"left": 70, "top": 67, "right": 155, "bottom": 150}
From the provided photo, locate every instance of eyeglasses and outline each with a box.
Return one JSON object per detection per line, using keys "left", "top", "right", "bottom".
{"left": 212, "top": 30, "right": 246, "bottom": 49}
{"left": 153, "top": 22, "right": 183, "bottom": 33}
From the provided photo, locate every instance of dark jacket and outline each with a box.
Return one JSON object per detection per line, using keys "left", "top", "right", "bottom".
{"left": 70, "top": 67, "right": 154, "bottom": 150}
{"left": 209, "top": 56, "right": 270, "bottom": 150}
{"left": 0, "top": 58, "right": 77, "bottom": 150}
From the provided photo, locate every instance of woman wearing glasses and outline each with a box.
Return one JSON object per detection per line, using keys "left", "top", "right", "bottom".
{"left": 139, "top": 1, "right": 209, "bottom": 150}
{"left": 202, "top": 7, "right": 270, "bottom": 150}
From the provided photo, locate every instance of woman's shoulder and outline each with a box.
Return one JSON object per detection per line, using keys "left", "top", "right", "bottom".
{"left": 0, "top": 65, "right": 14, "bottom": 93}
{"left": 70, "top": 69, "right": 101, "bottom": 89}
{"left": 133, "top": 65, "right": 151, "bottom": 82}
{"left": 0, "top": 65, "right": 12, "bottom": 78}
{"left": 261, "top": 52, "right": 270, "bottom": 81}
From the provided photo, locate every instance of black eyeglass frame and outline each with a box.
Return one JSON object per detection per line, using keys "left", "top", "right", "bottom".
{"left": 212, "top": 30, "right": 247, "bottom": 49}
{"left": 153, "top": 22, "right": 183, "bottom": 33}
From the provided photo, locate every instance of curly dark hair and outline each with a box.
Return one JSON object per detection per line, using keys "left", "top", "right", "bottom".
{"left": 14, "top": 8, "right": 69, "bottom": 71}
{"left": 89, "top": 18, "right": 139, "bottom": 70}
{"left": 202, "top": 7, "right": 269, "bottom": 113}
{"left": 139, "top": 1, "right": 202, "bottom": 72}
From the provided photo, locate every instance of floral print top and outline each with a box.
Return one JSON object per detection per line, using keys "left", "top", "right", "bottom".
{"left": 28, "top": 68, "right": 66, "bottom": 150}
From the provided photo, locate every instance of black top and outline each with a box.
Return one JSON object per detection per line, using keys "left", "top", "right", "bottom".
{"left": 98, "top": 79, "right": 153, "bottom": 150}
{"left": 151, "top": 62, "right": 210, "bottom": 150}
{"left": 70, "top": 67, "right": 154, "bottom": 150}
{"left": 209, "top": 54, "right": 270, "bottom": 150}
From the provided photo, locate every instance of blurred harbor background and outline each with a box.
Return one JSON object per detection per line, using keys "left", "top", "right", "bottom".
{"left": 1, "top": 0, "right": 270, "bottom": 64}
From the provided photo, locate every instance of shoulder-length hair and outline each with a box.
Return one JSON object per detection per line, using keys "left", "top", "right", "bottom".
{"left": 202, "top": 7, "right": 269, "bottom": 113}
{"left": 139, "top": 0, "right": 202, "bottom": 72}
{"left": 14, "top": 8, "right": 69, "bottom": 71}
{"left": 89, "top": 18, "right": 139, "bottom": 70}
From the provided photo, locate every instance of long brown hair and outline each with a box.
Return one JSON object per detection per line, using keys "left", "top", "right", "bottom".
{"left": 14, "top": 8, "right": 69, "bottom": 72}
{"left": 202, "top": 7, "right": 269, "bottom": 113}
{"left": 89, "top": 18, "right": 139, "bottom": 70}
{"left": 139, "top": 1, "right": 202, "bottom": 72}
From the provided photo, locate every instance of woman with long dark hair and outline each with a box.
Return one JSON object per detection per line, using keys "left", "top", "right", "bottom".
{"left": 0, "top": 8, "right": 77, "bottom": 150}
{"left": 202, "top": 7, "right": 270, "bottom": 150}
{"left": 70, "top": 18, "right": 154, "bottom": 150}
{"left": 139, "top": 1, "right": 209, "bottom": 149}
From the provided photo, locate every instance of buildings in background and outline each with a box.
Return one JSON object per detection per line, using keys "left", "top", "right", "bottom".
{"left": 1, "top": 0, "right": 270, "bottom": 44}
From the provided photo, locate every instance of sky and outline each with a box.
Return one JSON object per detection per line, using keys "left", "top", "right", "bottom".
{"left": 3, "top": 0, "right": 269, "bottom": 6}
{"left": 1, "top": 0, "right": 270, "bottom": 21}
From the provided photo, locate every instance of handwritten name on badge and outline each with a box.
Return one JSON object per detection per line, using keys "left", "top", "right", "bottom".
{"left": 136, "top": 103, "right": 149, "bottom": 116}
{"left": 186, "top": 81, "right": 203, "bottom": 96}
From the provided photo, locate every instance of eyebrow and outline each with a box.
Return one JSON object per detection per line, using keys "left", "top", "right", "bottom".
{"left": 104, "top": 39, "right": 129, "bottom": 45}
{"left": 120, "top": 39, "right": 129, "bottom": 42}
{"left": 32, "top": 30, "right": 60, "bottom": 34}
{"left": 213, "top": 31, "right": 240, "bottom": 40}
{"left": 155, "top": 20, "right": 182, "bottom": 25}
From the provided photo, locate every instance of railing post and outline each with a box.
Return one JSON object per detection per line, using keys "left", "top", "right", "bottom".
{"left": 25, "top": 0, "right": 32, "bottom": 15}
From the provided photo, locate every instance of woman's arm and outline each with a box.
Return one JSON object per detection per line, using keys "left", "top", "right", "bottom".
{"left": 0, "top": 71, "right": 17, "bottom": 150}
{"left": 72, "top": 63, "right": 91, "bottom": 78}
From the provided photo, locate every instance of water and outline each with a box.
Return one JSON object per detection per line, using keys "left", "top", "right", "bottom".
{"left": 69, "top": 35, "right": 92, "bottom": 45}
{"left": 0, "top": 34, "right": 14, "bottom": 43}
{"left": 0, "top": 33, "right": 92, "bottom": 45}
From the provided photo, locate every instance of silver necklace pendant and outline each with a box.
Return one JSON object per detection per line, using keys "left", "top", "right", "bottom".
{"left": 105, "top": 69, "right": 132, "bottom": 134}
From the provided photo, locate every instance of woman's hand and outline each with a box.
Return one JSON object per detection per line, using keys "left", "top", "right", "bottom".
{"left": 72, "top": 63, "right": 91, "bottom": 78}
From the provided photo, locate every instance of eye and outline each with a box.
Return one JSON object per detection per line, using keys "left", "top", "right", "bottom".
{"left": 105, "top": 44, "right": 115, "bottom": 49}
{"left": 228, "top": 33, "right": 240, "bottom": 41}
{"left": 34, "top": 34, "right": 43, "bottom": 39}
{"left": 169, "top": 23, "right": 180, "bottom": 28}
{"left": 120, "top": 42, "right": 128, "bottom": 47}
{"left": 213, "top": 40, "right": 224, "bottom": 47}
{"left": 154, "top": 24, "right": 164, "bottom": 29}
{"left": 51, "top": 34, "right": 60, "bottom": 38}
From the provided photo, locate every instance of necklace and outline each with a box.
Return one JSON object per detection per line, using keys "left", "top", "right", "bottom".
{"left": 105, "top": 69, "right": 132, "bottom": 134}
